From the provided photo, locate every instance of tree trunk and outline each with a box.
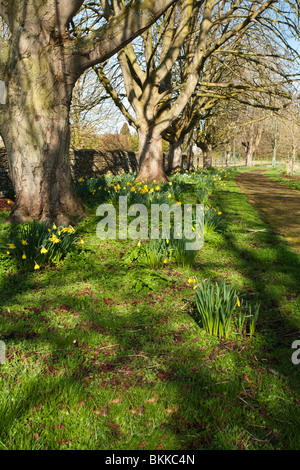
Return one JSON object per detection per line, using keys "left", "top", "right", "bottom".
{"left": 186, "top": 130, "right": 194, "bottom": 171}
{"left": 1, "top": 47, "right": 86, "bottom": 225}
{"left": 0, "top": 0, "right": 178, "bottom": 224}
{"left": 135, "top": 126, "right": 168, "bottom": 182}
{"left": 199, "top": 142, "right": 212, "bottom": 170}
{"left": 167, "top": 137, "right": 184, "bottom": 173}
{"left": 245, "top": 145, "right": 253, "bottom": 167}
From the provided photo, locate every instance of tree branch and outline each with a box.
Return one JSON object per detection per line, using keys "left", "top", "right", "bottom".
{"left": 94, "top": 64, "right": 137, "bottom": 129}
{"left": 71, "top": 0, "right": 178, "bottom": 73}
{"left": 0, "top": 1, "right": 9, "bottom": 27}
{"left": 0, "top": 37, "right": 8, "bottom": 75}
{"left": 55, "top": 0, "right": 85, "bottom": 30}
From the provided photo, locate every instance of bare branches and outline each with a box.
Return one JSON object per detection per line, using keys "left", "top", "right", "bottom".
{"left": 93, "top": 64, "right": 137, "bottom": 128}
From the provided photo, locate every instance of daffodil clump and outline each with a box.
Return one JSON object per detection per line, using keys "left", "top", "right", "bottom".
{"left": 122, "top": 219, "right": 199, "bottom": 269}
{"left": 191, "top": 278, "right": 260, "bottom": 339}
{"left": 105, "top": 179, "right": 174, "bottom": 209}
{"left": 75, "top": 175, "right": 107, "bottom": 198}
{"left": 3, "top": 220, "right": 78, "bottom": 270}
{"left": 203, "top": 204, "right": 223, "bottom": 234}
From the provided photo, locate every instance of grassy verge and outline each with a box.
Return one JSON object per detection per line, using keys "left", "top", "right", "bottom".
{"left": 0, "top": 170, "right": 300, "bottom": 450}
{"left": 263, "top": 168, "right": 300, "bottom": 191}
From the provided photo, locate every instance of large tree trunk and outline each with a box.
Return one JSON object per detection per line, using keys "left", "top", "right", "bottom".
{"left": 0, "top": 0, "right": 178, "bottom": 224}
{"left": 167, "top": 137, "right": 184, "bottom": 173}
{"left": 135, "top": 126, "right": 168, "bottom": 182}
{"left": 1, "top": 45, "right": 86, "bottom": 225}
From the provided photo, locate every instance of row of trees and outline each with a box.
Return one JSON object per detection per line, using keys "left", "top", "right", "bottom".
{"left": 90, "top": 0, "right": 299, "bottom": 178}
{"left": 0, "top": 0, "right": 299, "bottom": 224}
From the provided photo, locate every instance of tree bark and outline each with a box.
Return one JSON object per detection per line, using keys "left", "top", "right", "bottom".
{"left": 135, "top": 126, "right": 168, "bottom": 182}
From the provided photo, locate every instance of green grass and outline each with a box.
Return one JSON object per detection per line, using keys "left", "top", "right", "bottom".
{"left": 0, "top": 168, "right": 300, "bottom": 450}
{"left": 263, "top": 168, "right": 300, "bottom": 192}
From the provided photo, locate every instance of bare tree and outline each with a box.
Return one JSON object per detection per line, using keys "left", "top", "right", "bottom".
{"left": 95, "top": 0, "right": 299, "bottom": 181}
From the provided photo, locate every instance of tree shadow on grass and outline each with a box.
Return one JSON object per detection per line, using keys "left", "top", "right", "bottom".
{"left": 1, "top": 199, "right": 300, "bottom": 449}
{"left": 212, "top": 186, "right": 300, "bottom": 379}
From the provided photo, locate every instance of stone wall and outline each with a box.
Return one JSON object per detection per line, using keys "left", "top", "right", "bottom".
{"left": 0, "top": 148, "right": 139, "bottom": 197}
{"left": 70, "top": 149, "right": 139, "bottom": 181}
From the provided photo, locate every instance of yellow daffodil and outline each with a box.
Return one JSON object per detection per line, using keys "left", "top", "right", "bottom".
{"left": 8, "top": 243, "right": 16, "bottom": 249}
{"left": 168, "top": 182, "right": 172, "bottom": 185}
{"left": 49, "top": 234, "right": 60, "bottom": 244}
{"left": 21, "top": 240, "right": 28, "bottom": 246}
{"left": 163, "top": 259, "right": 168, "bottom": 264}
{"left": 22, "top": 253, "right": 26, "bottom": 260}
{"left": 237, "top": 297, "right": 241, "bottom": 307}
{"left": 80, "top": 239, "right": 84, "bottom": 244}
{"left": 34, "top": 263, "right": 40, "bottom": 270}
{"left": 167, "top": 194, "right": 172, "bottom": 199}
{"left": 40, "top": 247, "right": 48, "bottom": 254}
{"left": 155, "top": 186, "right": 160, "bottom": 191}
{"left": 218, "top": 211, "right": 222, "bottom": 215}
{"left": 6, "top": 251, "right": 10, "bottom": 255}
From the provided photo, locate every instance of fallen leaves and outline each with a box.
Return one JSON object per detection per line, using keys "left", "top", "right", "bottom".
{"left": 105, "top": 421, "right": 123, "bottom": 436}
{"left": 165, "top": 405, "right": 179, "bottom": 414}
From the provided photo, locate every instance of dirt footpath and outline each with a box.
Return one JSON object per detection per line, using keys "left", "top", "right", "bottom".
{"left": 235, "top": 170, "right": 300, "bottom": 252}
